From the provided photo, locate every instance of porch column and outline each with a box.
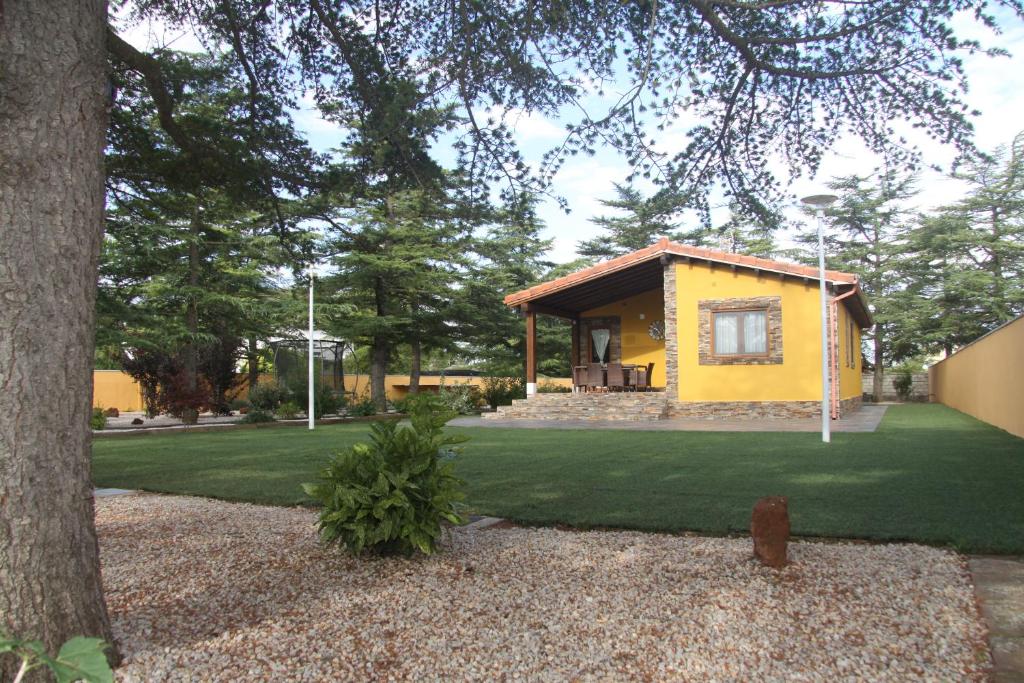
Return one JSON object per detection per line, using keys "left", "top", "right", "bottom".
{"left": 570, "top": 318, "right": 580, "bottom": 368}
{"left": 525, "top": 308, "right": 537, "bottom": 396}
{"left": 662, "top": 254, "right": 678, "bottom": 400}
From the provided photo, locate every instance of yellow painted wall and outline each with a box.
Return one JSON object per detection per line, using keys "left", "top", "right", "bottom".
{"left": 837, "top": 303, "right": 863, "bottom": 400}
{"left": 581, "top": 288, "right": 667, "bottom": 387}
{"left": 92, "top": 370, "right": 145, "bottom": 411}
{"left": 93, "top": 371, "right": 573, "bottom": 410}
{"left": 675, "top": 261, "right": 827, "bottom": 402}
{"left": 930, "top": 316, "right": 1024, "bottom": 439}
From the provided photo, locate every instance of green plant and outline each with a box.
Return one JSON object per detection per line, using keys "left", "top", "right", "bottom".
{"left": 241, "top": 409, "right": 276, "bottom": 424}
{"left": 437, "top": 382, "right": 481, "bottom": 414}
{"left": 0, "top": 634, "right": 113, "bottom": 683}
{"left": 390, "top": 396, "right": 411, "bottom": 414}
{"left": 289, "top": 377, "right": 344, "bottom": 418}
{"left": 90, "top": 407, "right": 107, "bottom": 431}
{"left": 893, "top": 367, "right": 915, "bottom": 401}
{"left": 247, "top": 382, "right": 290, "bottom": 411}
{"left": 302, "top": 395, "right": 468, "bottom": 556}
{"left": 228, "top": 397, "right": 250, "bottom": 411}
{"left": 480, "top": 376, "right": 525, "bottom": 407}
{"left": 276, "top": 401, "right": 301, "bottom": 419}
{"left": 537, "top": 380, "right": 571, "bottom": 394}
{"left": 346, "top": 397, "right": 377, "bottom": 417}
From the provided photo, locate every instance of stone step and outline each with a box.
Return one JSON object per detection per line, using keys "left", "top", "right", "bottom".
{"left": 484, "top": 392, "right": 670, "bottom": 422}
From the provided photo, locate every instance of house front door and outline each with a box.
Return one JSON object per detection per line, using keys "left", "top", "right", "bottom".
{"left": 579, "top": 316, "right": 621, "bottom": 365}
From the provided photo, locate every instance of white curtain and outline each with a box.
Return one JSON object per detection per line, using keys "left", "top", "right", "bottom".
{"left": 591, "top": 328, "right": 610, "bottom": 363}
{"left": 745, "top": 311, "right": 767, "bottom": 354}
{"left": 714, "top": 314, "right": 738, "bottom": 354}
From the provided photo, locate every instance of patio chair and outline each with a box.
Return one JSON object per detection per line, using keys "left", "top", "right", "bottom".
{"left": 645, "top": 362, "right": 655, "bottom": 390}
{"left": 632, "top": 367, "right": 648, "bottom": 392}
{"left": 587, "top": 363, "right": 605, "bottom": 392}
{"left": 606, "top": 363, "right": 626, "bottom": 392}
{"left": 572, "top": 365, "right": 588, "bottom": 393}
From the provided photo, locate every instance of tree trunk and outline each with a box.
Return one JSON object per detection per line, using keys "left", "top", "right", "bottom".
{"left": 0, "top": 0, "right": 120, "bottom": 675}
{"left": 370, "top": 276, "right": 389, "bottom": 411}
{"left": 409, "top": 340, "right": 422, "bottom": 395}
{"left": 872, "top": 328, "right": 884, "bottom": 403}
{"left": 247, "top": 336, "right": 260, "bottom": 391}
{"left": 370, "top": 339, "right": 389, "bottom": 412}
{"left": 185, "top": 203, "right": 201, "bottom": 393}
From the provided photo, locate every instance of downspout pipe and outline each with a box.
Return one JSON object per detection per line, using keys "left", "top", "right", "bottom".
{"left": 829, "top": 286, "right": 860, "bottom": 419}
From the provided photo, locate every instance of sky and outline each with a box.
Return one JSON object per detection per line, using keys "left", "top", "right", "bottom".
{"left": 120, "top": 7, "right": 1024, "bottom": 264}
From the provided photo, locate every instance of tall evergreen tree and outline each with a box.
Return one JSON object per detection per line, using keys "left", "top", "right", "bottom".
{"left": 794, "top": 171, "right": 919, "bottom": 399}
{"left": 905, "top": 136, "right": 1024, "bottom": 354}
{"left": 577, "top": 184, "right": 686, "bottom": 260}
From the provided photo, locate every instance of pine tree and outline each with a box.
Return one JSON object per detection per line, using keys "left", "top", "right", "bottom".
{"left": 900, "top": 134, "right": 1024, "bottom": 356}
{"left": 578, "top": 184, "right": 685, "bottom": 260}
{"left": 793, "top": 171, "right": 919, "bottom": 399}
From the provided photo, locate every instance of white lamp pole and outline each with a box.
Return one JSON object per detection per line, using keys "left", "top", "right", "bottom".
{"left": 308, "top": 263, "right": 315, "bottom": 431}
{"left": 801, "top": 194, "right": 838, "bottom": 444}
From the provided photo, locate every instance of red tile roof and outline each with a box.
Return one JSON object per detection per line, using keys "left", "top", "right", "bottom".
{"left": 504, "top": 238, "right": 859, "bottom": 307}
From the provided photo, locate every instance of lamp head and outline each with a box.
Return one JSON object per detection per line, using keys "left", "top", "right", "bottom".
{"left": 800, "top": 194, "right": 839, "bottom": 208}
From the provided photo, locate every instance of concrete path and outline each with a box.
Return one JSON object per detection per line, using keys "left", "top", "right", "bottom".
{"left": 94, "top": 488, "right": 140, "bottom": 498}
{"left": 101, "top": 412, "right": 242, "bottom": 430}
{"left": 452, "top": 405, "right": 888, "bottom": 433}
{"left": 970, "top": 556, "right": 1024, "bottom": 682}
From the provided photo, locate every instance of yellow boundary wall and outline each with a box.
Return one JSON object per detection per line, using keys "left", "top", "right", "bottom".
{"left": 929, "top": 315, "right": 1024, "bottom": 438}
{"left": 93, "top": 371, "right": 572, "bottom": 411}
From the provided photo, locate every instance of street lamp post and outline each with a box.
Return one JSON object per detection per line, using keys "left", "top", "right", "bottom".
{"left": 308, "top": 264, "right": 315, "bottom": 431}
{"left": 801, "top": 194, "right": 838, "bottom": 444}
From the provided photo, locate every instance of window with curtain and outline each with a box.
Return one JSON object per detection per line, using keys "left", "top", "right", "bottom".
{"left": 712, "top": 310, "right": 768, "bottom": 356}
{"left": 590, "top": 328, "right": 611, "bottom": 363}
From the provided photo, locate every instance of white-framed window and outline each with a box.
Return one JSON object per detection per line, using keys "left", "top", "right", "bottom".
{"left": 712, "top": 309, "right": 769, "bottom": 357}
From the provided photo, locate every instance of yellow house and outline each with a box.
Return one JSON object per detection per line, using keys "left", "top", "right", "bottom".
{"left": 498, "top": 239, "right": 872, "bottom": 420}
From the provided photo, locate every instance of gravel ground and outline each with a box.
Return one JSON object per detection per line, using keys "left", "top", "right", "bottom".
{"left": 97, "top": 495, "right": 991, "bottom": 682}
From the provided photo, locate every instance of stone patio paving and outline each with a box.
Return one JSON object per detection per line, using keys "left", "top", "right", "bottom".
{"left": 969, "top": 556, "right": 1024, "bottom": 682}
{"left": 454, "top": 404, "right": 888, "bottom": 432}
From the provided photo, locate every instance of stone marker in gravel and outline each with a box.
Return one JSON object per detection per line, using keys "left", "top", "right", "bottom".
{"left": 751, "top": 496, "right": 790, "bottom": 568}
{"left": 96, "top": 495, "right": 991, "bottom": 681}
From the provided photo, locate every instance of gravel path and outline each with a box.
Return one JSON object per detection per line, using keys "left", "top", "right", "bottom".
{"left": 97, "top": 495, "right": 991, "bottom": 681}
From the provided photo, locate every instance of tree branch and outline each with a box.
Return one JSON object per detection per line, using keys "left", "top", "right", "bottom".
{"left": 106, "top": 29, "right": 199, "bottom": 158}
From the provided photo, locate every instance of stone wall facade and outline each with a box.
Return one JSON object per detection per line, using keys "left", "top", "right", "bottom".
{"left": 662, "top": 258, "right": 679, "bottom": 400}
{"left": 839, "top": 395, "right": 862, "bottom": 416}
{"left": 667, "top": 400, "right": 821, "bottom": 420}
{"left": 668, "top": 395, "right": 862, "bottom": 420}
{"left": 697, "top": 296, "right": 783, "bottom": 366}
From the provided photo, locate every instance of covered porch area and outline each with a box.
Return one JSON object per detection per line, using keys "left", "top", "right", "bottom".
{"left": 501, "top": 247, "right": 671, "bottom": 418}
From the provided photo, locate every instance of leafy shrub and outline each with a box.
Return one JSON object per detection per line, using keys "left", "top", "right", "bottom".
{"left": 228, "top": 398, "right": 250, "bottom": 411}
{"left": 347, "top": 397, "right": 377, "bottom": 417}
{"left": 0, "top": 633, "right": 113, "bottom": 683}
{"left": 390, "top": 397, "right": 411, "bottom": 414}
{"left": 290, "top": 377, "right": 344, "bottom": 418}
{"left": 91, "top": 407, "right": 107, "bottom": 431}
{"left": 276, "top": 401, "right": 301, "bottom": 419}
{"left": 437, "top": 382, "right": 481, "bottom": 414}
{"left": 537, "top": 380, "right": 571, "bottom": 393}
{"left": 480, "top": 376, "right": 525, "bottom": 407}
{"left": 248, "top": 382, "right": 290, "bottom": 411}
{"left": 302, "top": 395, "right": 467, "bottom": 556}
{"left": 241, "top": 409, "right": 276, "bottom": 423}
{"left": 893, "top": 366, "right": 915, "bottom": 401}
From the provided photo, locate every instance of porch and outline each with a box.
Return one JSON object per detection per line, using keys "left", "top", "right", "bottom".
{"left": 511, "top": 246, "right": 670, "bottom": 398}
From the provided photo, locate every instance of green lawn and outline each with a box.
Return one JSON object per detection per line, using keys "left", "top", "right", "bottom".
{"left": 91, "top": 404, "right": 1024, "bottom": 554}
